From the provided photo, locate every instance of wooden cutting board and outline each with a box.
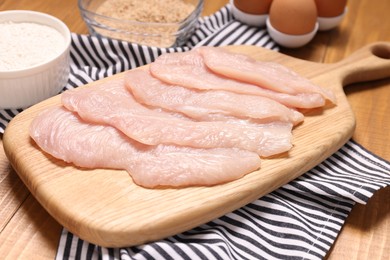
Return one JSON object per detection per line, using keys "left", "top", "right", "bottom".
{"left": 3, "top": 42, "right": 390, "bottom": 248}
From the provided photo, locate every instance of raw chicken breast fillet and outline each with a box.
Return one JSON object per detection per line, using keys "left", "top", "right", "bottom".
{"left": 29, "top": 106, "right": 262, "bottom": 188}
{"left": 125, "top": 69, "right": 304, "bottom": 125}
{"left": 198, "top": 47, "right": 337, "bottom": 104}
{"left": 149, "top": 49, "right": 327, "bottom": 108}
{"left": 61, "top": 77, "right": 293, "bottom": 157}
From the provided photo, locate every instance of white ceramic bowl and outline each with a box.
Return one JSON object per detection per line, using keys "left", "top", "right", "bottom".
{"left": 318, "top": 8, "right": 347, "bottom": 31}
{"left": 0, "top": 10, "right": 71, "bottom": 109}
{"left": 266, "top": 18, "right": 319, "bottom": 48}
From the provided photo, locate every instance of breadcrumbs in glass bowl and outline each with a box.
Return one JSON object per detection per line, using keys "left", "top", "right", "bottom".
{"left": 78, "top": 0, "right": 204, "bottom": 47}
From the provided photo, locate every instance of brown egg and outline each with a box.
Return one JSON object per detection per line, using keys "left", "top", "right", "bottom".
{"left": 269, "top": 0, "right": 318, "bottom": 35}
{"left": 233, "top": 0, "right": 273, "bottom": 15}
{"left": 314, "top": 0, "right": 348, "bottom": 17}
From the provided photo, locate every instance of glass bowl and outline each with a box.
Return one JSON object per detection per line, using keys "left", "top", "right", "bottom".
{"left": 78, "top": 0, "right": 204, "bottom": 47}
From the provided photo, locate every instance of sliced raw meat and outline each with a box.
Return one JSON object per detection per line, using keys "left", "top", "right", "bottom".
{"left": 29, "top": 106, "right": 261, "bottom": 188}
{"left": 61, "top": 77, "right": 292, "bottom": 156}
{"left": 149, "top": 49, "right": 327, "bottom": 109}
{"left": 198, "top": 46, "right": 337, "bottom": 104}
{"left": 125, "top": 69, "right": 304, "bottom": 125}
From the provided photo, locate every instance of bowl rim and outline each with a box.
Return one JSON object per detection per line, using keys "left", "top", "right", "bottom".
{"left": 77, "top": 0, "right": 204, "bottom": 27}
{"left": 0, "top": 10, "right": 72, "bottom": 76}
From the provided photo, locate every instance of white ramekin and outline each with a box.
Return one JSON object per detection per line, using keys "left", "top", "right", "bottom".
{"left": 0, "top": 10, "right": 71, "bottom": 109}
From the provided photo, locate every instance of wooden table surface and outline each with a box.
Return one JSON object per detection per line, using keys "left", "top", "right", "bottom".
{"left": 0, "top": 0, "right": 389, "bottom": 259}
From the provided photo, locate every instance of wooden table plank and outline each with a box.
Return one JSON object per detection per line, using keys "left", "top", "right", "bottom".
{"left": 0, "top": 141, "right": 29, "bottom": 232}
{"left": 0, "top": 193, "right": 62, "bottom": 259}
{"left": 323, "top": 1, "right": 390, "bottom": 257}
{"left": 0, "top": 0, "right": 389, "bottom": 259}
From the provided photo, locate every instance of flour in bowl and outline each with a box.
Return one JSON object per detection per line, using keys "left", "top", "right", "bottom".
{"left": 0, "top": 22, "right": 65, "bottom": 71}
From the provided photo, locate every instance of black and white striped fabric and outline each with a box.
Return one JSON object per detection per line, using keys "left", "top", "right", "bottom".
{"left": 56, "top": 141, "right": 390, "bottom": 260}
{"left": 2, "top": 4, "right": 389, "bottom": 260}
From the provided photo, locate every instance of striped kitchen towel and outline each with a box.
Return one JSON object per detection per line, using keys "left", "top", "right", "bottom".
{"left": 56, "top": 141, "right": 389, "bottom": 260}
{"left": 1, "top": 4, "right": 389, "bottom": 260}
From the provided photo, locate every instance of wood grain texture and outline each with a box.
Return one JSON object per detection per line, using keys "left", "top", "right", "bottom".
{"left": 0, "top": 194, "right": 62, "bottom": 259}
{"left": 3, "top": 43, "right": 390, "bottom": 247}
{"left": 320, "top": 0, "right": 390, "bottom": 258}
{"left": 1, "top": 0, "right": 389, "bottom": 258}
{"left": 0, "top": 141, "right": 29, "bottom": 231}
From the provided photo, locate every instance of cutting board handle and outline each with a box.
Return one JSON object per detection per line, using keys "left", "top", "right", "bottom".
{"left": 333, "top": 41, "right": 390, "bottom": 87}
